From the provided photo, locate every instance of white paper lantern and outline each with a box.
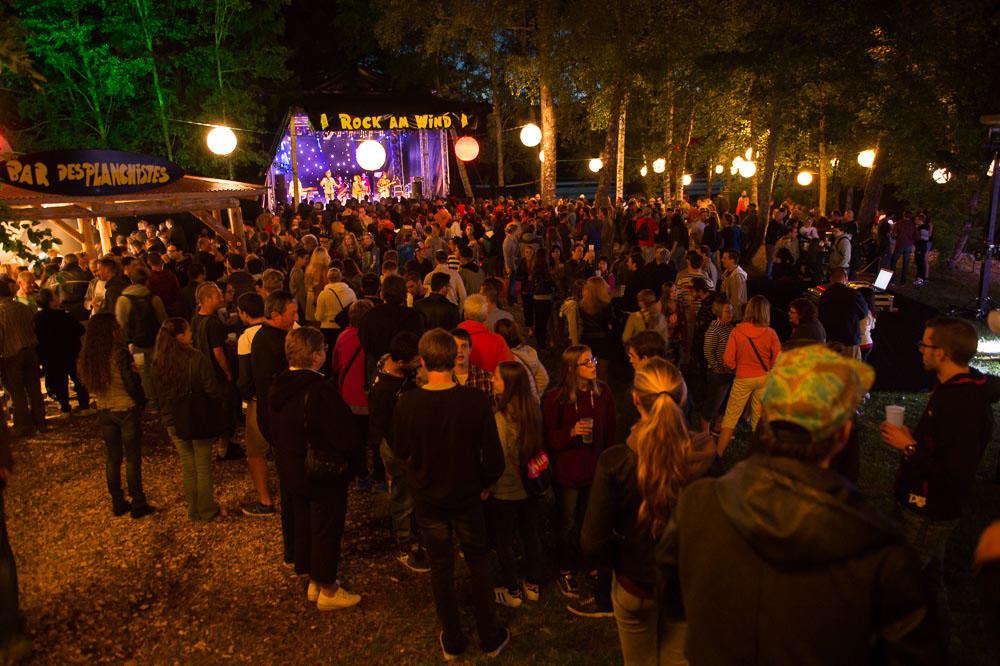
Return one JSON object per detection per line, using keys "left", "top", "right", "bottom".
{"left": 538, "top": 150, "right": 545, "bottom": 162}
{"left": 714, "top": 164, "right": 724, "bottom": 174}
{"left": 732, "top": 155, "right": 744, "bottom": 167}
{"left": 640, "top": 165, "right": 648, "bottom": 177}
{"left": 520, "top": 123, "right": 542, "bottom": 147}
{"left": 744, "top": 148, "right": 753, "bottom": 160}
{"left": 857, "top": 149, "right": 876, "bottom": 169}
{"left": 206, "top": 126, "right": 237, "bottom": 156}
{"left": 652, "top": 158, "right": 666, "bottom": 174}
{"left": 931, "top": 167, "right": 951, "bottom": 184}
{"left": 730, "top": 165, "right": 739, "bottom": 175}
{"left": 682, "top": 174, "right": 692, "bottom": 186}
{"left": 356, "top": 140, "right": 387, "bottom": 171}
{"left": 737, "top": 160, "right": 757, "bottom": 178}
{"left": 796, "top": 171, "right": 814, "bottom": 186}
{"left": 830, "top": 158, "right": 840, "bottom": 168}
{"left": 588, "top": 158, "right": 604, "bottom": 173}
{"left": 454, "top": 136, "right": 480, "bottom": 162}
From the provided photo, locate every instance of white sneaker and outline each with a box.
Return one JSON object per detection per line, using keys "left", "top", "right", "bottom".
{"left": 522, "top": 581, "right": 540, "bottom": 602}
{"left": 317, "top": 586, "right": 361, "bottom": 611}
{"left": 307, "top": 581, "right": 320, "bottom": 602}
{"left": 494, "top": 586, "right": 523, "bottom": 608}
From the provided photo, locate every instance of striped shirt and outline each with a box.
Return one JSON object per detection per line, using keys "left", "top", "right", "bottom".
{"left": 703, "top": 320, "right": 734, "bottom": 374}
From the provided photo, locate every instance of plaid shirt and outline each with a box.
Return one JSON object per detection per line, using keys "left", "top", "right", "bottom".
{"left": 455, "top": 364, "right": 493, "bottom": 400}
{"left": 0, "top": 298, "right": 37, "bottom": 358}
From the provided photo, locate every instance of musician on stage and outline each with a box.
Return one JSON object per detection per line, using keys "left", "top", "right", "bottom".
{"left": 320, "top": 169, "right": 337, "bottom": 203}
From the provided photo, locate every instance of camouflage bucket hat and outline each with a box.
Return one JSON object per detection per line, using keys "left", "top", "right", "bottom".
{"left": 762, "top": 344, "right": 875, "bottom": 440}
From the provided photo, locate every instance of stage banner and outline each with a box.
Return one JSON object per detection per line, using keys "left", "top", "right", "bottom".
{"left": 321, "top": 112, "right": 477, "bottom": 132}
{"left": 0, "top": 149, "right": 184, "bottom": 196}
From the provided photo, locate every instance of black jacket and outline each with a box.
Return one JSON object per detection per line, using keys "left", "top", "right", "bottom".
{"left": 818, "top": 283, "right": 868, "bottom": 346}
{"left": 413, "top": 293, "right": 460, "bottom": 332}
{"left": 101, "top": 275, "right": 130, "bottom": 315}
{"left": 250, "top": 324, "right": 289, "bottom": 442}
{"left": 358, "top": 302, "right": 424, "bottom": 383}
{"left": 34, "top": 307, "right": 84, "bottom": 366}
{"left": 152, "top": 349, "right": 227, "bottom": 439}
{"left": 55, "top": 264, "right": 92, "bottom": 320}
{"left": 268, "top": 369, "right": 360, "bottom": 496}
{"left": 895, "top": 369, "right": 1000, "bottom": 520}
{"left": 657, "top": 454, "right": 942, "bottom": 665}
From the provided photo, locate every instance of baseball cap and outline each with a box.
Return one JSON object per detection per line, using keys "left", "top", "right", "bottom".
{"left": 762, "top": 344, "right": 874, "bottom": 440}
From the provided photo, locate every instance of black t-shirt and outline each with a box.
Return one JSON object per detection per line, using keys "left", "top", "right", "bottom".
{"left": 192, "top": 312, "right": 229, "bottom": 379}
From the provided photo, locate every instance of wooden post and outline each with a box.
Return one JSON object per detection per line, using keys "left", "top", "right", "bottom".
{"left": 97, "top": 216, "right": 112, "bottom": 255}
{"left": 79, "top": 218, "right": 97, "bottom": 259}
{"left": 227, "top": 206, "right": 246, "bottom": 251}
{"left": 289, "top": 115, "right": 300, "bottom": 206}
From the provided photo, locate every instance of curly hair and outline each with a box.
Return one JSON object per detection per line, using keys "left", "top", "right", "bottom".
{"left": 78, "top": 313, "right": 124, "bottom": 394}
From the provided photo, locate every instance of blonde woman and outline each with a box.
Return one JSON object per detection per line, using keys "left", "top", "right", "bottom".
{"left": 717, "top": 295, "right": 781, "bottom": 456}
{"left": 579, "top": 276, "right": 614, "bottom": 381}
{"left": 303, "top": 246, "right": 331, "bottom": 323}
{"left": 581, "top": 357, "right": 695, "bottom": 664}
{"left": 622, "top": 289, "right": 669, "bottom": 343}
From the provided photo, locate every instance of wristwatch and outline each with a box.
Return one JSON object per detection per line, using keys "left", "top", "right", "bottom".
{"left": 903, "top": 444, "right": 917, "bottom": 457}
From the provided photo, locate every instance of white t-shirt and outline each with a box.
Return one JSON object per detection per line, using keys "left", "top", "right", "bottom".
{"left": 237, "top": 323, "right": 262, "bottom": 356}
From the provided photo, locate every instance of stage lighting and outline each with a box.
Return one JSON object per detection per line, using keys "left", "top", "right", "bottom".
{"left": 207, "top": 126, "right": 237, "bottom": 156}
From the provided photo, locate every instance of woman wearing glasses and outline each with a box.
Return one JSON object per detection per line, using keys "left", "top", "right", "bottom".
{"left": 542, "top": 345, "right": 616, "bottom": 614}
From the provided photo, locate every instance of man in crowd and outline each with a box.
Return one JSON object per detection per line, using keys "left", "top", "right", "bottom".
{"left": 146, "top": 251, "right": 180, "bottom": 316}
{"left": 659, "top": 344, "right": 943, "bottom": 664}
{"left": 391, "top": 329, "right": 508, "bottom": 659}
{"left": 53, "top": 253, "right": 92, "bottom": 321}
{"left": 818, "top": 267, "right": 868, "bottom": 358}
{"left": 367, "top": 332, "right": 428, "bottom": 572}
{"left": 95, "top": 256, "right": 129, "bottom": 315}
{"left": 358, "top": 275, "right": 424, "bottom": 387}
{"left": 449, "top": 328, "right": 494, "bottom": 399}
{"left": 236, "top": 292, "right": 276, "bottom": 517}
{"left": 115, "top": 265, "right": 167, "bottom": 406}
{"left": 479, "top": 279, "right": 513, "bottom": 332}
{"left": 223, "top": 253, "right": 257, "bottom": 302}
{"left": 0, "top": 281, "right": 45, "bottom": 437}
{"left": 414, "top": 272, "right": 460, "bottom": 332}
{"left": 719, "top": 250, "right": 748, "bottom": 321}
{"left": 191, "top": 282, "right": 242, "bottom": 460}
{"left": 881, "top": 317, "right": 1000, "bottom": 622}
{"left": 456, "top": 295, "right": 512, "bottom": 374}
{"left": 422, "top": 250, "right": 467, "bottom": 309}
{"left": 763, "top": 206, "right": 787, "bottom": 279}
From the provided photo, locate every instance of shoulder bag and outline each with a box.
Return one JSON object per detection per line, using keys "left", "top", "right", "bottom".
{"left": 302, "top": 388, "right": 350, "bottom": 483}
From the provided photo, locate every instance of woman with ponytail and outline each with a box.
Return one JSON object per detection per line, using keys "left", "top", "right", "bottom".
{"left": 581, "top": 357, "right": 706, "bottom": 665}
{"left": 486, "top": 361, "right": 544, "bottom": 607}
{"left": 152, "top": 318, "right": 227, "bottom": 521}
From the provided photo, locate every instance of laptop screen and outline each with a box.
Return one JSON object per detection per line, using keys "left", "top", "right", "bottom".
{"left": 873, "top": 269, "right": 893, "bottom": 290}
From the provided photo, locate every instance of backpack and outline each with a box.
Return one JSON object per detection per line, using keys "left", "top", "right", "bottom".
{"left": 123, "top": 294, "right": 159, "bottom": 347}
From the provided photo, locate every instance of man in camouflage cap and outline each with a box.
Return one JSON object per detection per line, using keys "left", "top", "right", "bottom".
{"left": 658, "top": 344, "right": 943, "bottom": 664}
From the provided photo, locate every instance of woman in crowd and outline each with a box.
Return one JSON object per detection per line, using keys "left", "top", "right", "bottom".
{"left": 338, "top": 232, "right": 364, "bottom": 269}
{"left": 581, "top": 357, "right": 695, "bottom": 665}
{"left": 529, "top": 252, "right": 557, "bottom": 350}
{"left": 787, "top": 297, "right": 826, "bottom": 345}
{"left": 303, "top": 246, "right": 331, "bottom": 323}
{"left": 701, "top": 298, "right": 735, "bottom": 434}
{"left": 269, "top": 327, "right": 362, "bottom": 610}
{"left": 495, "top": 319, "right": 549, "bottom": 399}
{"left": 542, "top": 344, "right": 616, "bottom": 608}
{"left": 716, "top": 295, "right": 781, "bottom": 457}
{"left": 33, "top": 288, "right": 90, "bottom": 415}
{"left": 578, "top": 276, "right": 614, "bottom": 382}
{"left": 487, "top": 361, "right": 545, "bottom": 608}
{"left": 78, "top": 313, "right": 153, "bottom": 519}
{"left": 622, "top": 289, "right": 669, "bottom": 344}
{"left": 516, "top": 244, "right": 539, "bottom": 336}
{"left": 331, "top": 299, "right": 380, "bottom": 490}
{"left": 152, "top": 318, "right": 227, "bottom": 521}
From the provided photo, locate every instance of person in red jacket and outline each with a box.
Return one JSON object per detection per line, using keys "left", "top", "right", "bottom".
{"left": 542, "top": 344, "right": 616, "bottom": 617}
{"left": 456, "top": 295, "right": 512, "bottom": 373}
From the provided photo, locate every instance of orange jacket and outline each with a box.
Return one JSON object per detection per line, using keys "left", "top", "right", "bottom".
{"left": 723, "top": 322, "right": 781, "bottom": 378}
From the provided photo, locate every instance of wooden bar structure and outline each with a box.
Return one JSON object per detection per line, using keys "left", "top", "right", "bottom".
{"left": 0, "top": 175, "right": 264, "bottom": 257}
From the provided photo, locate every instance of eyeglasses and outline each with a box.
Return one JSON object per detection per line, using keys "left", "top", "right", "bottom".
{"left": 577, "top": 358, "right": 598, "bottom": 367}
{"left": 916, "top": 342, "right": 939, "bottom": 351}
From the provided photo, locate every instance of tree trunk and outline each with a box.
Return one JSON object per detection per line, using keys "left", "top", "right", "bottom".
{"left": 596, "top": 81, "right": 624, "bottom": 207}
{"left": 857, "top": 146, "right": 888, "bottom": 241}
{"left": 615, "top": 94, "right": 627, "bottom": 201}
{"left": 675, "top": 105, "right": 695, "bottom": 200}
{"left": 947, "top": 186, "right": 983, "bottom": 269}
{"left": 449, "top": 129, "right": 474, "bottom": 197}
{"left": 756, "top": 117, "right": 781, "bottom": 248}
{"left": 134, "top": 0, "right": 172, "bottom": 161}
{"left": 817, "top": 117, "right": 827, "bottom": 216}
{"left": 662, "top": 76, "right": 674, "bottom": 198}
{"left": 489, "top": 57, "right": 505, "bottom": 189}
{"left": 538, "top": 0, "right": 557, "bottom": 204}
{"left": 706, "top": 162, "right": 715, "bottom": 200}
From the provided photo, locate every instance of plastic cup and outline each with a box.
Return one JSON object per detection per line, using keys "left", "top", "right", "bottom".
{"left": 885, "top": 405, "right": 905, "bottom": 427}
{"left": 580, "top": 417, "right": 594, "bottom": 444}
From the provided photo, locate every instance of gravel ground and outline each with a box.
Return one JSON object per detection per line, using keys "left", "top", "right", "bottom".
{"left": 6, "top": 403, "right": 617, "bottom": 665}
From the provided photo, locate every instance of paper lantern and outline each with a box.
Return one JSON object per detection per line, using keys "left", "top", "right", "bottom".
{"left": 796, "top": 171, "right": 814, "bottom": 186}
{"left": 454, "top": 136, "right": 480, "bottom": 162}
{"left": 588, "top": 158, "right": 603, "bottom": 173}
{"left": 731, "top": 155, "right": 744, "bottom": 167}
{"left": 206, "top": 126, "right": 237, "bottom": 156}
{"left": 931, "top": 167, "right": 951, "bottom": 184}
{"left": 640, "top": 165, "right": 648, "bottom": 177}
{"left": 744, "top": 148, "right": 753, "bottom": 160}
{"left": 356, "top": 140, "right": 387, "bottom": 171}
{"left": 730, "top": 165, "right": 739, "bottom": 175}
{"left": 652, "top": 158, "right": 666, "bottom": 174}
{"left": 520, "top": 123, "right": 542, "bottom": 147}
{"left": 714, "top": 164, "right": 724, "bottom": 174}
{"left": 539, "top": 151, "right": 545, "bottom": 162}
{"left": 857, "top": 149, "right": 876, "bottom": 169}
{"left": 830, "top": 158, "right": 840, "bottom": 168}
{"left": 682, "top": 174, "right": 692, "bottom": 186}
{"left": 737, "top": 161, "right": 757, "bottom": 178}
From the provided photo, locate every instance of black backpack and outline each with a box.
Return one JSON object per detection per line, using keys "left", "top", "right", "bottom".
{"left": 124, "top": 294, "right": 160, "bottom": 347}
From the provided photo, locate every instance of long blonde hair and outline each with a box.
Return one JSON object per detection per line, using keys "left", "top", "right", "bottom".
{"left": 631, "top": 357, "right": 690, "bottom": 537}
{"left": 580, "top": 276, "right": 611, "bottom": 315}
{"left": 304, "top": 247, "right": 331, "bottom": 291}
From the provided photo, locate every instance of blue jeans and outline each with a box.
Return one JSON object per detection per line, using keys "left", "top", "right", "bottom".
{"left": 168, "top": 428, "right": 218, "bottom": 521}
{"left": 97, "top": 407, "right": 147, "bottom": 508}
{"left": 415, "top": 501, "right": 500, "bottom": 654}
{"left": 891, "top": 246, "right": 913, "bottom": 283}
{"left": 897, "top": 506, "right": 958, "bottom": 621}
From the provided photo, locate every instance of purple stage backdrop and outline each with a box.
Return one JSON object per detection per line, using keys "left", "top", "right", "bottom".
{"left": 267, "top": 114, "right": 449, "bottom": 209}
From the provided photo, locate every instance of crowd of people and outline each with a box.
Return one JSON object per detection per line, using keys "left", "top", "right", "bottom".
{"left": 0, "top": 191, "right": 998, "bottom": 663}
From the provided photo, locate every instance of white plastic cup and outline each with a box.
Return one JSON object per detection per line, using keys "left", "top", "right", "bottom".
{"left": 885, "top": 405, "right": 905, "bottom": 427}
